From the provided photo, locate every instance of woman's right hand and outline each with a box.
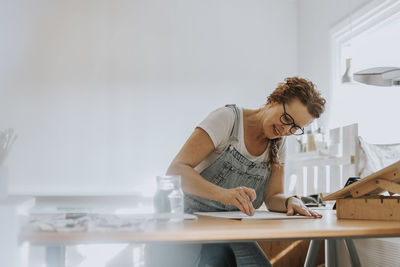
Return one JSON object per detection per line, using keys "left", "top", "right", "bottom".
{"left": 219, "top": 187, "right": 257, "bottom": 216}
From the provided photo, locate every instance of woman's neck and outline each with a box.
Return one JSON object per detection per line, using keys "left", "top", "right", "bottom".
{"left": 243, "top": 107, "right": 269, "bottom": 143}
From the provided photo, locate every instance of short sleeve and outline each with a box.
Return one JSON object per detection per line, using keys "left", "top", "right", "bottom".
{"left": 197, "top": 106, "right": 235, "bottom": 150}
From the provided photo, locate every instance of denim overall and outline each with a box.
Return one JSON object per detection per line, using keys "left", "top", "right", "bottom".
{"left": 185, "top": 104, "right": 273, "bottom": 267}
{"left": 185, "top": 104, "right": 271, "bottom": 214}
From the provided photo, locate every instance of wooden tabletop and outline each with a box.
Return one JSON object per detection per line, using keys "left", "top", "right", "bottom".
{"left": 20, "top": 210, "right": 400, "bottom": 245}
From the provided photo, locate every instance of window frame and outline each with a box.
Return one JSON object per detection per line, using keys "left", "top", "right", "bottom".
{"left": 330, "top": 0, "right": 400, "bottom": 91}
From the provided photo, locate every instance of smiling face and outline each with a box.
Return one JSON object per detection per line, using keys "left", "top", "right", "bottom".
{"left": 261, "top": 98, "right": 314, "bottom": 139}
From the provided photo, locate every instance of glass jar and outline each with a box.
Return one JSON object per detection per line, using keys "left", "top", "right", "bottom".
{"left": 153, "top": 175, "right": 184, "bottom": 222}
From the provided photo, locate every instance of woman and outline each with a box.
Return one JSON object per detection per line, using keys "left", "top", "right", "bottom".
{"left": 165, "top": 77, "right": 326, "bottom": 267}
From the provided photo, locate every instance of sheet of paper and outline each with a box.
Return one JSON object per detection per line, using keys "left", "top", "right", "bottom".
{"left": 194, "top": 210, "right": 314, "bottom": 220}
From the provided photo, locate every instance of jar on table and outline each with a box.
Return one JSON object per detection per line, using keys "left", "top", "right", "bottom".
{"left": 153, "top": 175, "right": 184, "bottom": 222}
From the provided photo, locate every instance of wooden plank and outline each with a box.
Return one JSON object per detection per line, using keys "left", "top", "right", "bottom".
{"left": 350, "top": 169, "right": 400, "bottom": 197}
{"left": 258, "top": 240, "right": 325, "bottom": 267}
{"left": 350, "top": 180, "right": 379, "bottom": 198}
{"left": 337, "top": 197, "right": 400, "bottom": 221}
{"left": 376, "top": 179, "right": 400, "bottom": 195}
{"left": 322, "top": 160, "right": 400, "bottom": 201}
{"left": 379, "top": 169, "right": 400, "bottom": 180}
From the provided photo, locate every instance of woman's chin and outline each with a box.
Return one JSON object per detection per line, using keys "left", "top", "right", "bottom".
{"left": 266, "top": 132, "right": 280, "bottom": 139}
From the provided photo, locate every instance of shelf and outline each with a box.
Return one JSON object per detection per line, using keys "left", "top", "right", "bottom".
{"left": 286, "top": 151, "right": 350, "bottom": 167}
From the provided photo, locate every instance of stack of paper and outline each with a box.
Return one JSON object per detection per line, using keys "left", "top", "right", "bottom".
{"left": 194, "top": 210, "right": 314, "bottom": 220}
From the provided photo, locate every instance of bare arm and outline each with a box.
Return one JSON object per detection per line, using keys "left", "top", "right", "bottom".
{"left": 264, "top": 164, "right": 287, "bottom": 212}
{"left": 264, "top": 163, "right": 322, "bottom": 218}
{"left": 167, "top": 127, "right": 256, "bottom": 215}
{"left": 167, "top": 127, "right": 222, "bottom": 201}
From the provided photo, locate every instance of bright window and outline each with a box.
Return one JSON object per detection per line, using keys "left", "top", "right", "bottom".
{"left": 331, "top": 11, "right": 400, "bottom": 144}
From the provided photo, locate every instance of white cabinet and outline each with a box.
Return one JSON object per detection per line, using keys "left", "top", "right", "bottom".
{"left": 284, "top": 123, "right": 358, "bottom": 196}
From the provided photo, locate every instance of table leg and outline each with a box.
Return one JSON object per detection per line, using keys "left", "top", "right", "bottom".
{"left": 304, "top": 239, "right": 321, "bottom": 267}
{"left": 325, "top": 239, "right": 338, "bottom": 267}
{"left": 344, "top": 239, "right": 361, "bottom": 267}
{"left": 46, "top": 245, "right": 66, "bottom": 267}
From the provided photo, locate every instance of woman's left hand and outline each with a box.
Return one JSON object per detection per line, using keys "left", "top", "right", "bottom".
{"left": 286, "top": 197, "right": 322, "bottom": 218}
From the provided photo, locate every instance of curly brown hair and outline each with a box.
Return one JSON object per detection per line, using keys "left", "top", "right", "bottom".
{"left": 266, "top": 77, "right": 326, "bottom": 166}
{"left": 267, "top": 77, "right": 326, "bottom": 118}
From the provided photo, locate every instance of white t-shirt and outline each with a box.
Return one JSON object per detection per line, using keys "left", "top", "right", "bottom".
{"left": 195, "top": 106, "right": 286, "bottom": 173}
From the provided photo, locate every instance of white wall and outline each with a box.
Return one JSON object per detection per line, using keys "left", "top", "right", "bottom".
{"left": 297, "top": 0, "right": 373, "bottom": 128}
{"left": 0, "top": 0, "right": 298, "bottom": 195}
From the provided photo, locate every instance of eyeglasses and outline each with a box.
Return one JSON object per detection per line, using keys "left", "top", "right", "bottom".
{"left": 280, "top": 103, "right": 305, "bottom": 136}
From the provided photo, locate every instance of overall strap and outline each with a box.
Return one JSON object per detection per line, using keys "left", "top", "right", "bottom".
{"left": 225, "top": 104, "right": 240, "bottom": 142}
